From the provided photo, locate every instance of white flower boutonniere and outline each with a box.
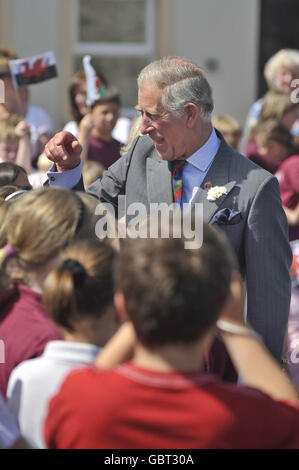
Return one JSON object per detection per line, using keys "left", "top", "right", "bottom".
{"left": 207, "top": 185, "right": 227, "bottom": 202}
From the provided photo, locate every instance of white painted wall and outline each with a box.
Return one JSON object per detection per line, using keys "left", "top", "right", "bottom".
{"left": 173, "top": 0, "right": 260, "bottom": 127}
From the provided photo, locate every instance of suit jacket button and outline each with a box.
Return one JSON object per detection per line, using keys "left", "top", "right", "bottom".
{"left": 50, "top": 176, "right": 55, "bottom": 181}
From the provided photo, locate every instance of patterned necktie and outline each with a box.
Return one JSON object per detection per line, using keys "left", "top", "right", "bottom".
{"left": 172, "top": 160, "right": 187, "bottom": 207}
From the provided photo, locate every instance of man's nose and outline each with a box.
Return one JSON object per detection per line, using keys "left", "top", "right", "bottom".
{"left": 140, "top": 114, "right": 154, "bottom": 135}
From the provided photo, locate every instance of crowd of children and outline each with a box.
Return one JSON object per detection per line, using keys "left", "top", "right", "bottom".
{"left": 2, "top": 46, "right": 299, "bottom": 449}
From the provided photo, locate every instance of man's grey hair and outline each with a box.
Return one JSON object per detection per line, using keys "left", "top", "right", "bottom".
{"left": 137, "top": 57, "right": 214, "bottom": 122}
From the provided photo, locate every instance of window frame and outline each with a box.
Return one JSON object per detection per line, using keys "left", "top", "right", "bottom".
{"left": 72, "top": 0, "right": 156, "bottom": 59}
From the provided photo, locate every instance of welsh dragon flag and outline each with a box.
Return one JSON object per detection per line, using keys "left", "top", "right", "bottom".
{"left": 83, "top": 55, "right": 106, "bottom": 106}
{"left": 9, "top": 51, "right": 58, "bottom": 88}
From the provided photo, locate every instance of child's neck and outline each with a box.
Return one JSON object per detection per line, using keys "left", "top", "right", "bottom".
{"left": 91, "top": 128, "right": 113, "bottom": 142}
{"left": 131, "top": 334, "right": 213, "bottom": 373}
{"left": 22, "top": 256, "right": 59, "bottom": 294}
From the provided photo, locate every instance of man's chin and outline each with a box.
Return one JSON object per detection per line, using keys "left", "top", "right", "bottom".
{"left": 157, "top": 152, "right": 172, "bottom": 161}
{"left": 155, "top": 147, "right": 170, "bottom": 160}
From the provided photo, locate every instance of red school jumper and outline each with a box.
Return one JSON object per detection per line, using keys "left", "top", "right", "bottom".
{"left": 45, "top": 362, "right": 299, "bottom": 449}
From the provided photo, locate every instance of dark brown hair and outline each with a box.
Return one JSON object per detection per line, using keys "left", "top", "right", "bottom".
{"left": 115, "top": 224, "right": 237, "bottom": 347}
{"left": 68, "top": 70, "right": 108, "bottom": 123}
{"left": 90, "top": 86, "right": 121, "bottom": 110}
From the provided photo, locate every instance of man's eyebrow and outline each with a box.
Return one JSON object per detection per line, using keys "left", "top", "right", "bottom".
{"left": 135, "top": 105, "right": 141, "bottom": 112}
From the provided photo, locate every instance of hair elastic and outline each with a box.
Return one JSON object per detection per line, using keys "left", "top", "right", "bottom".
{"left": 62, "top": 258, "right": 86, "bottom": 287}
{"left": 4, "top": 244, "right": 15, "bottom": 258}
{"left": 5, "top": 190, "right": 28, "bottom": 201}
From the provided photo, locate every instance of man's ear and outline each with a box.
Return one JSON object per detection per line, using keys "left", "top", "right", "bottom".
{"left": 185, "top": 103, "right": 199, "bottom": 128}
{"left": 114, "top": 291, "right": 129, "bottom": 322}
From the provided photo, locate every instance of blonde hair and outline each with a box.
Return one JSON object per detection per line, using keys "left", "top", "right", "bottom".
{"left": 121, "top": 115, "right": 142, "bottom": 156}
{"left": 0, "top": 187, "right": 99, "bottom": 276}
{"left": 76, "top": 191, "right": 120, "bottom": 251}
{"left": 0, "top": 186, "right": 27, "bottom": 249}
{"left": 264, "top": 49, "right": 299, "bottom": 88}
{"left": 261, "top": 90, "right": 299, "bottom": 121}
{"left": 82, "top": 160, "right": 105, "bottom": 188}
{"left": 0, "top": 188, "right": 120, "bottom": 306}
{"left": 212, "top": 115, "right": 242, "bottom": 148}
{"left": 254, "top": 119, "right": 294, "bottom": 152}
{"left": 0, "top": 196, "right": 13, "bottom": 248}
{"left": 36, "top": 152, "right": 52, "bottom": 172}
{"left": 0, "top": 115, "right": 22, "bottom": 142}
{"left": 249, "top": 90, "right": 299, "bottom": 140}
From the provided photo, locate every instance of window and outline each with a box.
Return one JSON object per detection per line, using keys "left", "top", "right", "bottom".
{"left": 72, "top": 0, "right": 156, "bottom": 112}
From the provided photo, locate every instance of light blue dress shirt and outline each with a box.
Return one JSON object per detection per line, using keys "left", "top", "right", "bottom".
{"left": 47, "top": 161, "right": 82, "bottom": 189}
{"left": 182, "top": 127, "right": 220, "bottom": 205}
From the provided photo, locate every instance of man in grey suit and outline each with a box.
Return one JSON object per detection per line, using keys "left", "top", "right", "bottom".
{"left": 45, "top": 56, "right": 292, "bottom": 363}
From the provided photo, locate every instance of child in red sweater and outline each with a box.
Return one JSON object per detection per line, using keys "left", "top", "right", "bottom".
{"left": 45, "top": 226, "right": 299, "bottom": 449}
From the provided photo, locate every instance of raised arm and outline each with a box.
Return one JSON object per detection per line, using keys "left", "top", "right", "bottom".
{"left": 44, "top": 131, "right": 82, "bottom": 172}
{"left": 94, "top": 322, "right": 136, "bottom": 369}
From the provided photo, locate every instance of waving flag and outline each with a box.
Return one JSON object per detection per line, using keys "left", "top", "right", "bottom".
{"left": 9, "top": 51, "right": 58, "bottom": 88}
{"left": 83, "top": 55, "right": 106, "bottom": 106}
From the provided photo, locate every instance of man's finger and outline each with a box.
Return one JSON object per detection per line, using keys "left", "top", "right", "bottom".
{"left": 71, "top": 140, "right": 83, "bottom": 155}
{"left": 54, "top": 131, "right": 74, "bottom": 146}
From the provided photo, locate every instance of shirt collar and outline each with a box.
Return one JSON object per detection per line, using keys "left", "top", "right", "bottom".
{"left": 186, "top": 127, "right": 220, "bottom": 172}
{"left": 43, "top": 340, "right": 101, "bottom": 363}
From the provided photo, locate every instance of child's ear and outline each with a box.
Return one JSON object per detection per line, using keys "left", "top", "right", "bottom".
{"left": 6, "top": 257, "right": 24, "bottom": 283}
{"left": 114, "top": 291, "right": 129, "bottom": 322}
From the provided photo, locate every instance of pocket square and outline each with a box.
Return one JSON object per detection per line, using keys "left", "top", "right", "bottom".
{"left": 211, "top": 208, "right": 242, "bottom": 225}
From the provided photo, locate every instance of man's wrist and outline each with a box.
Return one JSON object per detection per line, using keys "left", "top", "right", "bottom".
{"left": 56, "top": 159, "right": 81, "bottom": 173}
{"left": 47, "top": 160, "right": 82, "bottom": 189}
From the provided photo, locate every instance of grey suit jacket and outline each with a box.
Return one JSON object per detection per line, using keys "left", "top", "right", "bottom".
{"left": 87, "top": 132, "right": 292, "bottom": 361}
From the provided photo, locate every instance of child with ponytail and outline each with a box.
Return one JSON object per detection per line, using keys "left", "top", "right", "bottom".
{"left": 0, "top": 186, "right": 102, "bottom": 399}
{"left": 6, "top": 239, "right": 117, "bottom": 448}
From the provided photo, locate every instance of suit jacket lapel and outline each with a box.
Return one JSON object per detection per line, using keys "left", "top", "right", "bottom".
{"left": 191, "top": 134, "right": 237, "bottom": 222}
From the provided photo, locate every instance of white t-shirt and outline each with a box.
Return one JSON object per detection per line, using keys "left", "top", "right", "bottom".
{"left": 7, "top": 341, "right": 101, "bottom": 449}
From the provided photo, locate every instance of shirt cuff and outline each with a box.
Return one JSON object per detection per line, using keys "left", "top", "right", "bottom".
{"left": 47, "top": 161, "right": 82, "bottom": 189}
